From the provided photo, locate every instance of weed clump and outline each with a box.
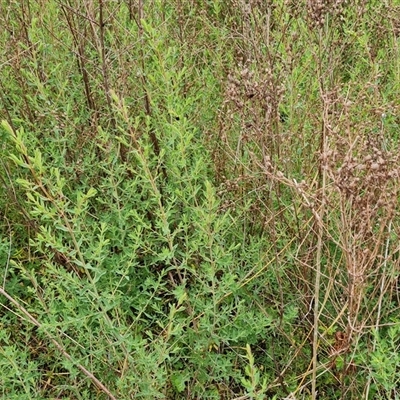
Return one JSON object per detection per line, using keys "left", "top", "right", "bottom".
{"left": 1, "top": 1, "right": 399, "bottom": 399}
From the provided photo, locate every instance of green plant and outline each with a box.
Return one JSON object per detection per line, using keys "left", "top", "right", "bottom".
{"left": 1, "top": 1, "right": 400, "bottom": 399}
{"left": 240, "top": 344, "right": 269, "bottom": 400}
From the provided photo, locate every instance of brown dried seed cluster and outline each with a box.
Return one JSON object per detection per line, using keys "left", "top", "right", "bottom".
{"left": 324, "top": 133, "right": 399, "bottom": 243}
{"left": 307, "top": 0, "right": 347, "bottom": 28}
{"left": 224, "top": 63, "right": 285, "bottom": 147}
{"left": 226, "top": 67, "right": 284, "bottom": 113}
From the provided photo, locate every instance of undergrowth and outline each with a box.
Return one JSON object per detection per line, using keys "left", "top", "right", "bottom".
{"left": 1, "top": 1, "right": 399, "bottom": 399}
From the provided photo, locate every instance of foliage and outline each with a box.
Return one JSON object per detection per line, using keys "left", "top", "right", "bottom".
{"left": 1, "top": 0, "right": 400, "bottom": 399}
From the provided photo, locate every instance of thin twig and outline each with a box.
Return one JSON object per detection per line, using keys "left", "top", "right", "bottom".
{"left": 0, "top": 287, "right": 117, "bottom": 400}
